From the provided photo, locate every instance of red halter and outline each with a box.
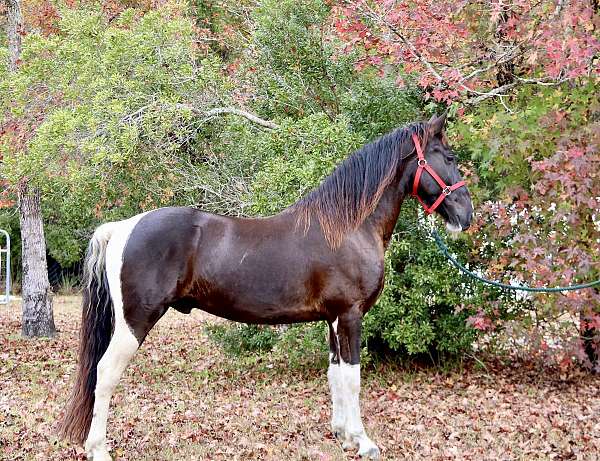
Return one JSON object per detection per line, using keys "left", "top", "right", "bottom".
{"left": 411, "top": 133, "right": 466, "bottom": 214}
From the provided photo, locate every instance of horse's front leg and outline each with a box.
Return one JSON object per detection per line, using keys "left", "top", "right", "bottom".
{"left": 327, "top": 313, "right": 380, "bottom": 459}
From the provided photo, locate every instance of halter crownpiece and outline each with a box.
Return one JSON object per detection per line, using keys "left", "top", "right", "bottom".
{"left": 411, "top": 132, "right": 466, "bottom": 214}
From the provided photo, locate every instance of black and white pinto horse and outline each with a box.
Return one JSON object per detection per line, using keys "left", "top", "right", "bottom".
{"left": 59, "top": 114, "right": 472, "bottom": 460}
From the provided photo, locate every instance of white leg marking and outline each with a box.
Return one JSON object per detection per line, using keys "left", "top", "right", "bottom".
{"left": 328, "top": 319, "right": 346, "bottom": 438}
{"left": 327, "top": 317, "right": 379, "bottom": 458}
{"left": 328, "top": 361, "right": 347, "bottom": 439}
{"left": 84, "top": 212, "right": 152, "bottom": 460}
{"left": 338, "top": 361, "right": 379, "bottom": 458}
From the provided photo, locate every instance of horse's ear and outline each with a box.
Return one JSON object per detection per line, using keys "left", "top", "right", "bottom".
{"left": 427, "top": 112, "right": 447, "bottom": 136}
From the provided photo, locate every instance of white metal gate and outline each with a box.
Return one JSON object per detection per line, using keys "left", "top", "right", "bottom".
{"left": 0, "top": 229, "right": 11, "bottom": 304}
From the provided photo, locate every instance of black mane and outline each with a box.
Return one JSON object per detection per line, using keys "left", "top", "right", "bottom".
{"left": 293, "top": 122, "right": 427, "bottom": 248}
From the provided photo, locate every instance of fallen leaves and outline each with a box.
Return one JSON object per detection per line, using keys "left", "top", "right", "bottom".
{"left": 1, "top": 296, "right": 599, "bottom": 460}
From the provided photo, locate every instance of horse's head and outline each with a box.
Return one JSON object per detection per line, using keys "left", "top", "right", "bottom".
{"left": 410, "top": 113, "right": 473, "bottom": 232}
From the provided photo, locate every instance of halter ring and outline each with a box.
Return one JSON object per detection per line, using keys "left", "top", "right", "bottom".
{"left": 417, "top": 159, "right": 427, "bottom": 167}
{"left": 443, "top": 186, "right": 452, "bottom": 196}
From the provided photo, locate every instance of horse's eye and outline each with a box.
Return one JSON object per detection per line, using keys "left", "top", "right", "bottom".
{"left": 445, "top": 154, "right": 456, "bottom": 163}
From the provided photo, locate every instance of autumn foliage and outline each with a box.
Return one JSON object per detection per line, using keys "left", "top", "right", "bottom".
{"left": 1, "top": 0, "right": 599, "bottom": 370}
{"left": 333, "top": 0, "right": 599, "bottom": 102}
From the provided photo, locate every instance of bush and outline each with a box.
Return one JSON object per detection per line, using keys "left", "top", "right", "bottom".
{"left": 205, "top": 324, "right": 280, "bottom": 356}
{"left": 207, "top": 322, "right": 330, "bottom": 370}
{"left": 201, "top": 0, "right": 498, "bottom": 366}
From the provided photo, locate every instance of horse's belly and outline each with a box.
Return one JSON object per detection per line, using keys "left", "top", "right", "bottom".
{"left": 199, "top": 297, "right": 323, "bottom": 324}
{"left": 188, "top": 247, "right": 326, "bottom": 323}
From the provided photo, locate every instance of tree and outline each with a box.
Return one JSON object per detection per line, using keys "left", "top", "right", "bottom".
{"left": 3, "top": 0, "right": 55, "bottom": 337}
{"left": 333, "top": 0, "right": 599, "bottom": 103}
{"left": 334, "top": 0, "right": 600, "bottom": 370}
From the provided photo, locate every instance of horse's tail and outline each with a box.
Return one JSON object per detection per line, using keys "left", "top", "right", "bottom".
{"left": 58, "top": 222, "right": 118, "bottom": 444}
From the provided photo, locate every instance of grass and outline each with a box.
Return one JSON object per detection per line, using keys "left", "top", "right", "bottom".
{"left": 1, "top": 296, "right": 599, "bottom": 460}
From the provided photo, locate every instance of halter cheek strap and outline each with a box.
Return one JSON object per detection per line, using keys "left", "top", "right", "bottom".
{"left": 411, "top": 133, "right": 466, "bottom": 214}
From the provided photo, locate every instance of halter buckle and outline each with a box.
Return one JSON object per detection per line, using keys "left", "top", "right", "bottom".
{"left": 442, "top": 186, "right": 452, "bottom": 196}
{"left": 417, "top": 159, "right": 427, "bottom": 167}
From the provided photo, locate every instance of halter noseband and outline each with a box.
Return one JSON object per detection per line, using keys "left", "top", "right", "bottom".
{"left": 411, "top": 132, "right": 466, "bottom": 214}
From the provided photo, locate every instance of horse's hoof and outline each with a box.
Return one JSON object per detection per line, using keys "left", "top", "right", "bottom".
{"left": 89, "top": 453, "right": 112, "bottom": 461}
{"left": 358, "top": 445, "right": 380, "bottom": 460}
{"left": 86, "top": 447, "right": 112, "bottom": 461}
{"left": 342, "top": 439, "right": 356, "bottom": 450}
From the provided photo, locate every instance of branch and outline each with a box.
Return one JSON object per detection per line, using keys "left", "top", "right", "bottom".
{"left": 96, "top": 103, "right": 279, "bottom": 138}
{"left": 464, "top": 82, "right": 519, "bottom": 105}
{"left": 459, "top": 44, "right": 523, "bottom": 83}
{"left": 515, "top": 75, "right": 569, "bottom": 86}
{"left": 463, "top": 76, "right": 567, "bottom": 105}
{"left": 174, "top": 104, "right": 279, "bottom": 130}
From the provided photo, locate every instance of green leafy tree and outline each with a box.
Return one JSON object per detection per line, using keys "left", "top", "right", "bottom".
{"left": 1, "top": 5, "right": 230, "bottom": 267}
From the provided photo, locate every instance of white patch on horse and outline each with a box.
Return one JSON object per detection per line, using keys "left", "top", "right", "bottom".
{"left": 327, "top": 315, "right": 379, "bottom": 459}
{"left": 328, "top": 361, "right": 346, "bottom": 439}
{"left": 84, "top": 211, "right": 152, "bottom": 461}
{"left": 337, "top": 360, "right": 379, "bottom": 458}
{"left": 328, "top": 358, "right": 379, "bottom": 459}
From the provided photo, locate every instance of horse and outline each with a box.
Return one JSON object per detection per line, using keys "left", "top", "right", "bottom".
{"left": 58, "top": 113, "right": 472, "bottom": 460}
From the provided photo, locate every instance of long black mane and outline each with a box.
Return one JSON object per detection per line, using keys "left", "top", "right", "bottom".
{"left": 293, "top": 122, "right": 427, "bottom": 248}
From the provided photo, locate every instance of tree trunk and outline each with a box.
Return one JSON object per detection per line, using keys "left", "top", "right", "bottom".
{"left": 18, "top": 183, "right": 55, "bottom": 337}
{"left": 5, "top": 0, "right": 56, "bottom": 337}
{"left": 580, "top": 300, "right": 599, "bottom": 373}
{"left": 5, "top": 0, "right": 23, "bottom": 72}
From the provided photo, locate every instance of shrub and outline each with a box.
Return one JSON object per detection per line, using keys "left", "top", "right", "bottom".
{"left": 205, "top": 324, "right": 280, "bottom": 356}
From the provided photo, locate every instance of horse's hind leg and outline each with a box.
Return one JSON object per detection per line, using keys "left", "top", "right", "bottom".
{"left": 84, "top": 225, "right": 166, "bottom": 460}
{"left": 328, "top": 312, "right": 379, "bottom": 459}
{"left": 84, "top": 313, "right": 138, "bottom": 460}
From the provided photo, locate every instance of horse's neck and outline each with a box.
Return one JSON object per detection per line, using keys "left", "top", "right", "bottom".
{"left": 364, "top": 177, "right": 406, "bottom": 247}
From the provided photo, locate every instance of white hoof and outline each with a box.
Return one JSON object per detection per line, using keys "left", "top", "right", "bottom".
{"left": 87, "top": 450, "right": 112, "bottom": 461}
{"left": 357, "top": 437, "right": 380, "bottom": 459}
{"left": 342, "top": 438, "right": 357, "bottom": 450}
{"left": 85, "top": 440, "right": 112, "bottom": 461}
{"left": 358, "top": 444, "right": 380, "bottom": 460}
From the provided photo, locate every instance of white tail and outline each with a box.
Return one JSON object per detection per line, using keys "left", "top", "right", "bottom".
{"left": 84, "top": 222, "right": 118, "bottom": 294}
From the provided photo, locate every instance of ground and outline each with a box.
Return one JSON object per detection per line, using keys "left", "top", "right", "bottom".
{"left": 1, "top": 297, "right": 599, "bottom": 460}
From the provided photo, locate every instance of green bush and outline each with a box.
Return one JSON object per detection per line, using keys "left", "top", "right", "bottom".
{"left": 200, "top": 0, "right": 499, "bottom": 366}
{"left": 363, "top": 205, "right": 482, "bottom": 361}
{"left": 205, "top": 324, "right": 280, "bottom": 356}
{"left": 207, "top": 322, "right": 329, "bottom": 370}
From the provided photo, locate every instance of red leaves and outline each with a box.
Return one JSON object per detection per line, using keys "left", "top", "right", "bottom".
{"left": 467, "top": 311, "right": 493, "bottom": 332}
{"left": 22, "top": 0, "right": 60, "bottom": 36}
{"left": 470, "top": 121, "right": 600, "bottom": 368}
{"left": 333, "top": 1, "right": 599, "bottom": 102}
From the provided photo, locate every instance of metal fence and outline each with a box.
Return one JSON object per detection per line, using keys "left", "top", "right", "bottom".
{"left": 0, "top": 229, "right": 11, "bottom": 304}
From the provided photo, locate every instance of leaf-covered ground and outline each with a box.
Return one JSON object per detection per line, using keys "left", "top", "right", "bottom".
{"left": 1, "top": 296, "right": 599, "bottom": 460}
